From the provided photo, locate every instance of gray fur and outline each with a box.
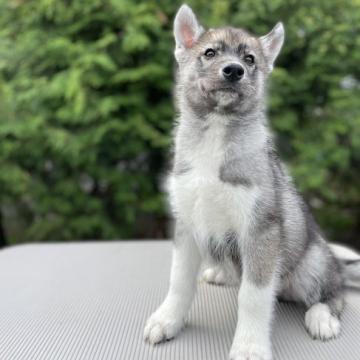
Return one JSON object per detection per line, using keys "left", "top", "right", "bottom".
{"left": 173, "top": 159, "right": 192, "bottom": 176}
{"left": 209, "top": 230, "right": 240, "bottom": 264}
{"left": 244, "top": 225, "right": 281, "bottom": 286}
{"left": 344, "top": 259, "right": 360, "bottom": 265}
{"left": 219, "top": 160, "right": 252, "bottom": 187}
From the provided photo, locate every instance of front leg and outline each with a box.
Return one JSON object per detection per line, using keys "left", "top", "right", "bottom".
{"left": 144, "top": 222, "right": 201, "bottom": 344}
{"left": 230, "top": 229, "right": 279, "bottom": 360}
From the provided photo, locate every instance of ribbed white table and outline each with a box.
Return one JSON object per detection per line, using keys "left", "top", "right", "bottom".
{"left": 0, "top": 241, "right": 359, "bottom": 360}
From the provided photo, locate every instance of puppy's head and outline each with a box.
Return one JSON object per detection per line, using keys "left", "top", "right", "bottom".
{"left": 174, "top": 4, "right": 284, "bottom": 115}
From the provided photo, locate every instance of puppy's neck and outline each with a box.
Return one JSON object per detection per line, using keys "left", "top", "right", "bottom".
{"left": 179, "top": 97, "right": 268, "bottom": 133}
{"left": 176, "top": 101, "right": 269, "bottom": 157}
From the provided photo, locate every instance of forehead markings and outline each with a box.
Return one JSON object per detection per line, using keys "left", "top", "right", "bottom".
{"left": 196, "top": 28, "right": 261, "bottom": 54}
{"left": 237, "top": 43, "right": 249, "bottom": 54}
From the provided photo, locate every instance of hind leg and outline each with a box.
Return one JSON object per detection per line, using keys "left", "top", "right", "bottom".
{"left": 202, "top": 265, "right": 229, "bottom": 285}
{"left": 280, "top": 242, "right": 345, "bottom": 341}
{"left": 303, "top": 250, "right": 345, "bottom": 341}
{"left": 304, "top": 296, "right": 344, "bottom": 340}
{"left": 201, "top": 261, "right": 240, "bottom": 286}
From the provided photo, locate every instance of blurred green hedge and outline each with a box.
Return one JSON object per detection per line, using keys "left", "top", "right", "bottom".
{"left": 0, "top": 0, "right": 359, "bottom": 247}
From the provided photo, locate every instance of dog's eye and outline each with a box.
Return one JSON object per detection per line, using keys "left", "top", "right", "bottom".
{"left": 204, "top": 48, "right": 216, "bottom": 58}
{"left": 244, "top": 54, "right": 255, "bottom": 65}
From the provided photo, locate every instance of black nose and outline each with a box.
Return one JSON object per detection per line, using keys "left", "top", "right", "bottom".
{"left": 222, "top": 64, "right": 244, "bottom": 82}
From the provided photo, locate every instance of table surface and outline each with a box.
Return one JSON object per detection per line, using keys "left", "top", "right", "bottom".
{"left": 0, "top": 241, "right": 359, "bottom": 360}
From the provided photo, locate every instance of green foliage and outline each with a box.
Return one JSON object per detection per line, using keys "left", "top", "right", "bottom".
{"left": 0, "top": 0, "right": 359, "bottom": 246}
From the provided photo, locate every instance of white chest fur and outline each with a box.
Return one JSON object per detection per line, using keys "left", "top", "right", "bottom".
{"left": 168, "top": 116, "right": 259, "bottom": 252}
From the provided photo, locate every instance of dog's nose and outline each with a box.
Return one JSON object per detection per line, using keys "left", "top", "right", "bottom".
{"left": 222, "top": 64, "right": 244, "bottom": 82}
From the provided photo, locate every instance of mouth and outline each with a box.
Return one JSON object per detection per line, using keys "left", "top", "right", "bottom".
{"left": 199, "top": 79, "right": 239, "bottom": 94}
{"left": 210, "top": 87, "right": 242, "bottom": 101}
{"left": 213, "top": 87, "right": 238, "bottom": 93}
{"left": 214, "top": 88, "right": 242, "bottom": 96}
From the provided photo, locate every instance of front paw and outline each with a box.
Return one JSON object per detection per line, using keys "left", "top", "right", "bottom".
{"left": 144, "top": 307, "right": 184, "bottom": 345}
{"left": 229, "top": 343, "right": 272, "bottom": 360}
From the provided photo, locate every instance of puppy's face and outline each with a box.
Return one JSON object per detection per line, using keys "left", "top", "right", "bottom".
{"left": 174, "top": 5, "right": 284, "bottom": 115}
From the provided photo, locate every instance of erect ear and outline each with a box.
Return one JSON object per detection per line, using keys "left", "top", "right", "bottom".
{"left": 174, "top": 4, "right": 203, "bottom": 49}
{"left": 259, "top": 22, "right": 285, "bottom": 72}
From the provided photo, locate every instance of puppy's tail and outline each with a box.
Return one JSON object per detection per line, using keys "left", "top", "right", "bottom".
{"left": 329, "top": 243, "right": 360, "bottom": 285}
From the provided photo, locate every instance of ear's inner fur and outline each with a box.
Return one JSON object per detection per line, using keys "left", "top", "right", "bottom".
{"left": 181, "top": 24, "right": 196, "bottom": 48}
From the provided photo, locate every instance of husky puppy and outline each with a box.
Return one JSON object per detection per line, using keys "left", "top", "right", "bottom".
{"left": 144, "top": 5, "right": 360, "bottom": 360}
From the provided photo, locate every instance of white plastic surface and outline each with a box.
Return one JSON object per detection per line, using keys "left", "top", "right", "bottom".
{"left": 0, "top": 241, "right": 359, "bottom": 360}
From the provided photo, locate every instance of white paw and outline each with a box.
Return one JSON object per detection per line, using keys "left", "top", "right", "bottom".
{"left": 144, "top": 307, "right": 184, "bottom": 345}
{"left": 202, "top": 266, "right": 228, "bottom": 285}
{"left": 229, "top": 343, "right": 272, "bottom": 360}
{"left": 305, "top": 303, "right": 341, "bottom": 340}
